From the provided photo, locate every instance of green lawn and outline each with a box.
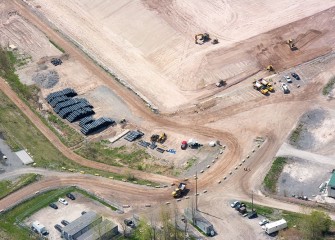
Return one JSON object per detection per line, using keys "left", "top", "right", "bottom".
{"left": 263, "top": 157, "right": 287, "bottom": 193}
{"left": 0, "top": 174, "right": 40, "bottom": 200}
{"left": 323, "top": 76, "right": 335, "bottom": 96}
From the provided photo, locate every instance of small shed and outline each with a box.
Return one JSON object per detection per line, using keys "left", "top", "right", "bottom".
{"left": 184, "top": 208, "right": 215, "bottom": 236}
{"left": 15, "top": 150, "right": 34, "bottom": 165}
{"left": 327, "top": 172, "right": 335, "bottom": 197}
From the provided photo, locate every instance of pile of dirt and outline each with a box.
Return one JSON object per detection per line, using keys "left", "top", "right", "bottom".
{"left": 32, "top": 70, "right": 59, "bottom": 88}
{"left": 289, "top": 108, "right": 327, "bottom": 150}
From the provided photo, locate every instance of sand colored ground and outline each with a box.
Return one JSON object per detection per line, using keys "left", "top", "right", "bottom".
{"left": 0, "top": 0, "right": 60, "bottom": 60}
{"left": 27, "top": 0, "right": 335, "bottom": 110}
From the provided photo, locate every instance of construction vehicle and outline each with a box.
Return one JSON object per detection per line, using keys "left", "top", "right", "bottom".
{"left": 260, "top": 79, "right": 274, "bottom": 92}
{"left": 150, "top": 134, "right": 159, "bottom": 142}
{"left": 253, "top": 81, "right": 268, "bottom": 95}
{"left": 195, "top": 33, "right": 210, "bottom": 44}
{"left": 216, "top": 80, "right": 226, "bottom": 87}
{"left": 266, "top": 65, "right": 274, "bottom": 72}
{"left": 286, "top": 39, "right": 297, "bottom": 51}
{"left": 172, "top": 183, "right": 186, "bottom": 198}
{"left": 158, "top": 133, "right": 167, "bottom": 143}
{"left": 181, "top": 141, "right": 188, "bottom": 150}
{"left": 212, "top": 39, "right": 219, "bottom": 44}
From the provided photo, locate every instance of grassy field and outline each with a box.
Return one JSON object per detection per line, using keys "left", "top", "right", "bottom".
{"left": 46, "top": 113, "right": 84, "bottom": 147}
{"left": 244, "top": 202, "right": 305, "bottom": 229}
{"left": 323, "top": 76, "right": 335, "bottom": 96}
{"left": 289, "top": 124, "right": 304, "bottom": 144}
{"left": 76, "top": 141, "right": 173, "bottom": 175}
{"left": 0, "top": 174, "right": 40, "bottom": 200}
{"left": 0, "top": 187, "right": 118, "bottom": 240}
{"left": 263, "top": 157, "right": 287, "bottom": 193}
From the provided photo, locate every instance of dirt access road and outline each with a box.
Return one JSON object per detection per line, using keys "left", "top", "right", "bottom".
{"left": 1, "top": 1, "right": 335, "bottom": 239}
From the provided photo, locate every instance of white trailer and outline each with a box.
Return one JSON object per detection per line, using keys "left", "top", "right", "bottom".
{"left": 263, "top": 219, "right": 287, "bottom": 234}
{"left": 32, "top": 221, "right": 48, "bottom": 236}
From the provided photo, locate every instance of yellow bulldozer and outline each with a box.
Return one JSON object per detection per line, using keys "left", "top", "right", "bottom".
{"left": 286, "top": 39, "right": 297, "bottom": 51}
{"left": 195, "top": 33, "right": 210, "bottom": 44}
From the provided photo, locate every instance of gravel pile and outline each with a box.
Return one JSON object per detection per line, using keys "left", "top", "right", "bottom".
{"left": 32, "top": 70, "right": 59, "bottom": 88}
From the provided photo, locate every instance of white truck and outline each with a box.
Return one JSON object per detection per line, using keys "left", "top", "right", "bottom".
{"left": 263, "top": 219, "right": 287, "bottom": 234}
{"left": 32, "top": 221, "right": 49, "bottom": 236}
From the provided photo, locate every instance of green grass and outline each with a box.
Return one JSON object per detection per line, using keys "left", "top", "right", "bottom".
{"left": 75, "top": 141, "right": 171, "bottom": 175}
{"left": 0, "top": 48, "right": 33, "bottom": 100}
{"left": 49, "top": 39, "right": 65, "bottom": 53}
{"left": 263, "top": 157, "right": 287, "bottom": 193}
{"left": 185, "top": 157, "right": 198, "bottom": 170}
{"left": 323, "top": 76, "right": 335, "bottom": 95}
{"left": 244, "top": 202, "right": 306, "bottom": 228}
{"left": 0, "top": 187, "right": 119, "bottom": 240}
{"left": 46, "top": 113, "right": 84, "bottom": 147}
{"left": 290, "top": 124, "right": 303, "bottom": 144}
{"left": 0, "top": 174, "right": 40, "bottom": 200}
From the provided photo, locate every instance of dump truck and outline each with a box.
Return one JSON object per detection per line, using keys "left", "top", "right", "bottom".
{"left": 260, "top": 79, "right": 274, "bottom": 92}
{"left": 266, "top": 65, "right": 274, "bottom": 72}
{"left": 172, "top": 183, "right": 186, "bottom": 198}
{"left": 263, "top": 219, "right": 287, "bottom": 235}
{"left": 253, "top": 81, "right": 268, "bottom": 95}
{"left": 181, "top": 141, "right": 188, "bottom": 150}
{"left": 286, "top": 39, "right": 297, "bottom": 50}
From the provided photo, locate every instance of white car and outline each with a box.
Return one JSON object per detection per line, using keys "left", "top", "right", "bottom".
{"left": 230, "top": 201, "right": 240, "bottom": 208}
{"left": 284, "top": 75, "right": 292, "bottom": 83}
{"left": 259, "top": 219, "right": 269, "bottom": 226}
{"left": 58, "top": 198, "right": 68, "bottom": 205}
{"left": 281, "top": 83, "right": 289, "bottom": 93}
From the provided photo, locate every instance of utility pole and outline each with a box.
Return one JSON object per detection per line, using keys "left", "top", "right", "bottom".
{"left": 195, "top": 170, "right": 198, "bottom": 211}
{"left": 251, "top": 190, "right": 254, "bottom": 212}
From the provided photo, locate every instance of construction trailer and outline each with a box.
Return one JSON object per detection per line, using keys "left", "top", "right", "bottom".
{"left": 263, "top": 219, "right": 287, "bottom": 235}
{"left": 32, "top": 221, "right": 49, "bottom": 236}
{"left": 184, "top": 208, "right": 215, "bottom": 237}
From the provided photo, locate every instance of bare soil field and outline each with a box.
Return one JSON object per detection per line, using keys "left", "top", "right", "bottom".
{"left": 0, "top": 0, "right": 60, "bottom": 60}
{"left": 25, "top": 0, "right": 335, "bottom": 110}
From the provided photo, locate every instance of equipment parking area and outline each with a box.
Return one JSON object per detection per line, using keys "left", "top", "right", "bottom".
{"left": 25, "top": 192, "right": 120, "bottom": 240}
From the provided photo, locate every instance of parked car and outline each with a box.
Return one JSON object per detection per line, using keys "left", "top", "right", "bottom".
{"left": 230, "top": 201, "right": 240, "bottom": 208}
{"left": 284, "top": 75, "right": 292, "bottom": 83}
{"left": 259, "top": 219, "right": 269, "bottom": 226}
{"left": 54, "top": 224, "right": 62, "bottom": 232}
{"left": 61, "top": 220, "right": 69, "bottom": 226}
{"left": 81, "top": 211, "right": 87, "bottom": 215}
{"left": 281, "top": 83, "right": 290, "bottom": 94}
{"left": 49, "top": 203, "right": 58, "bottom": 209}
{"left": 66, "top": 193, "right": 76, "bottom": 200}
{"left": 248, "top": 211, "right": 258, "bottom": 219}
{"left": 58, "top": 198, "right": 68, "bottom": 205}
{"left": 124, "top": 219, "right": 135, "bottom": 228}
{"left": 291, "top": 72, "right": 300, "bottom": 80}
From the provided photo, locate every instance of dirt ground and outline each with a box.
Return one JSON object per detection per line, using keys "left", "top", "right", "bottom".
{"left": 25, "top": 191, "right": 122, "bottom": 240}
{"left": 21, "top": 0, "right": 335, "bottom": 110}
{"left": 275, "top": 107, "right": 335, "bottom": 201}
{"left": 1, "top": 0, "right": 335, "bottom": 239}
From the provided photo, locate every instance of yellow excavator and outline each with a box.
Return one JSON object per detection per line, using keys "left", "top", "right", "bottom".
{"left": 158, "top": 133, "right": 167, "bottom": 143}
{"left": 266, "top": 65, "right": 274, "bottom": 72}
{"left": 195, "top": 33, "right": 210, "bottom": 44}
{"left": 286, "top": 39, "right": 297, "bottom": 51}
